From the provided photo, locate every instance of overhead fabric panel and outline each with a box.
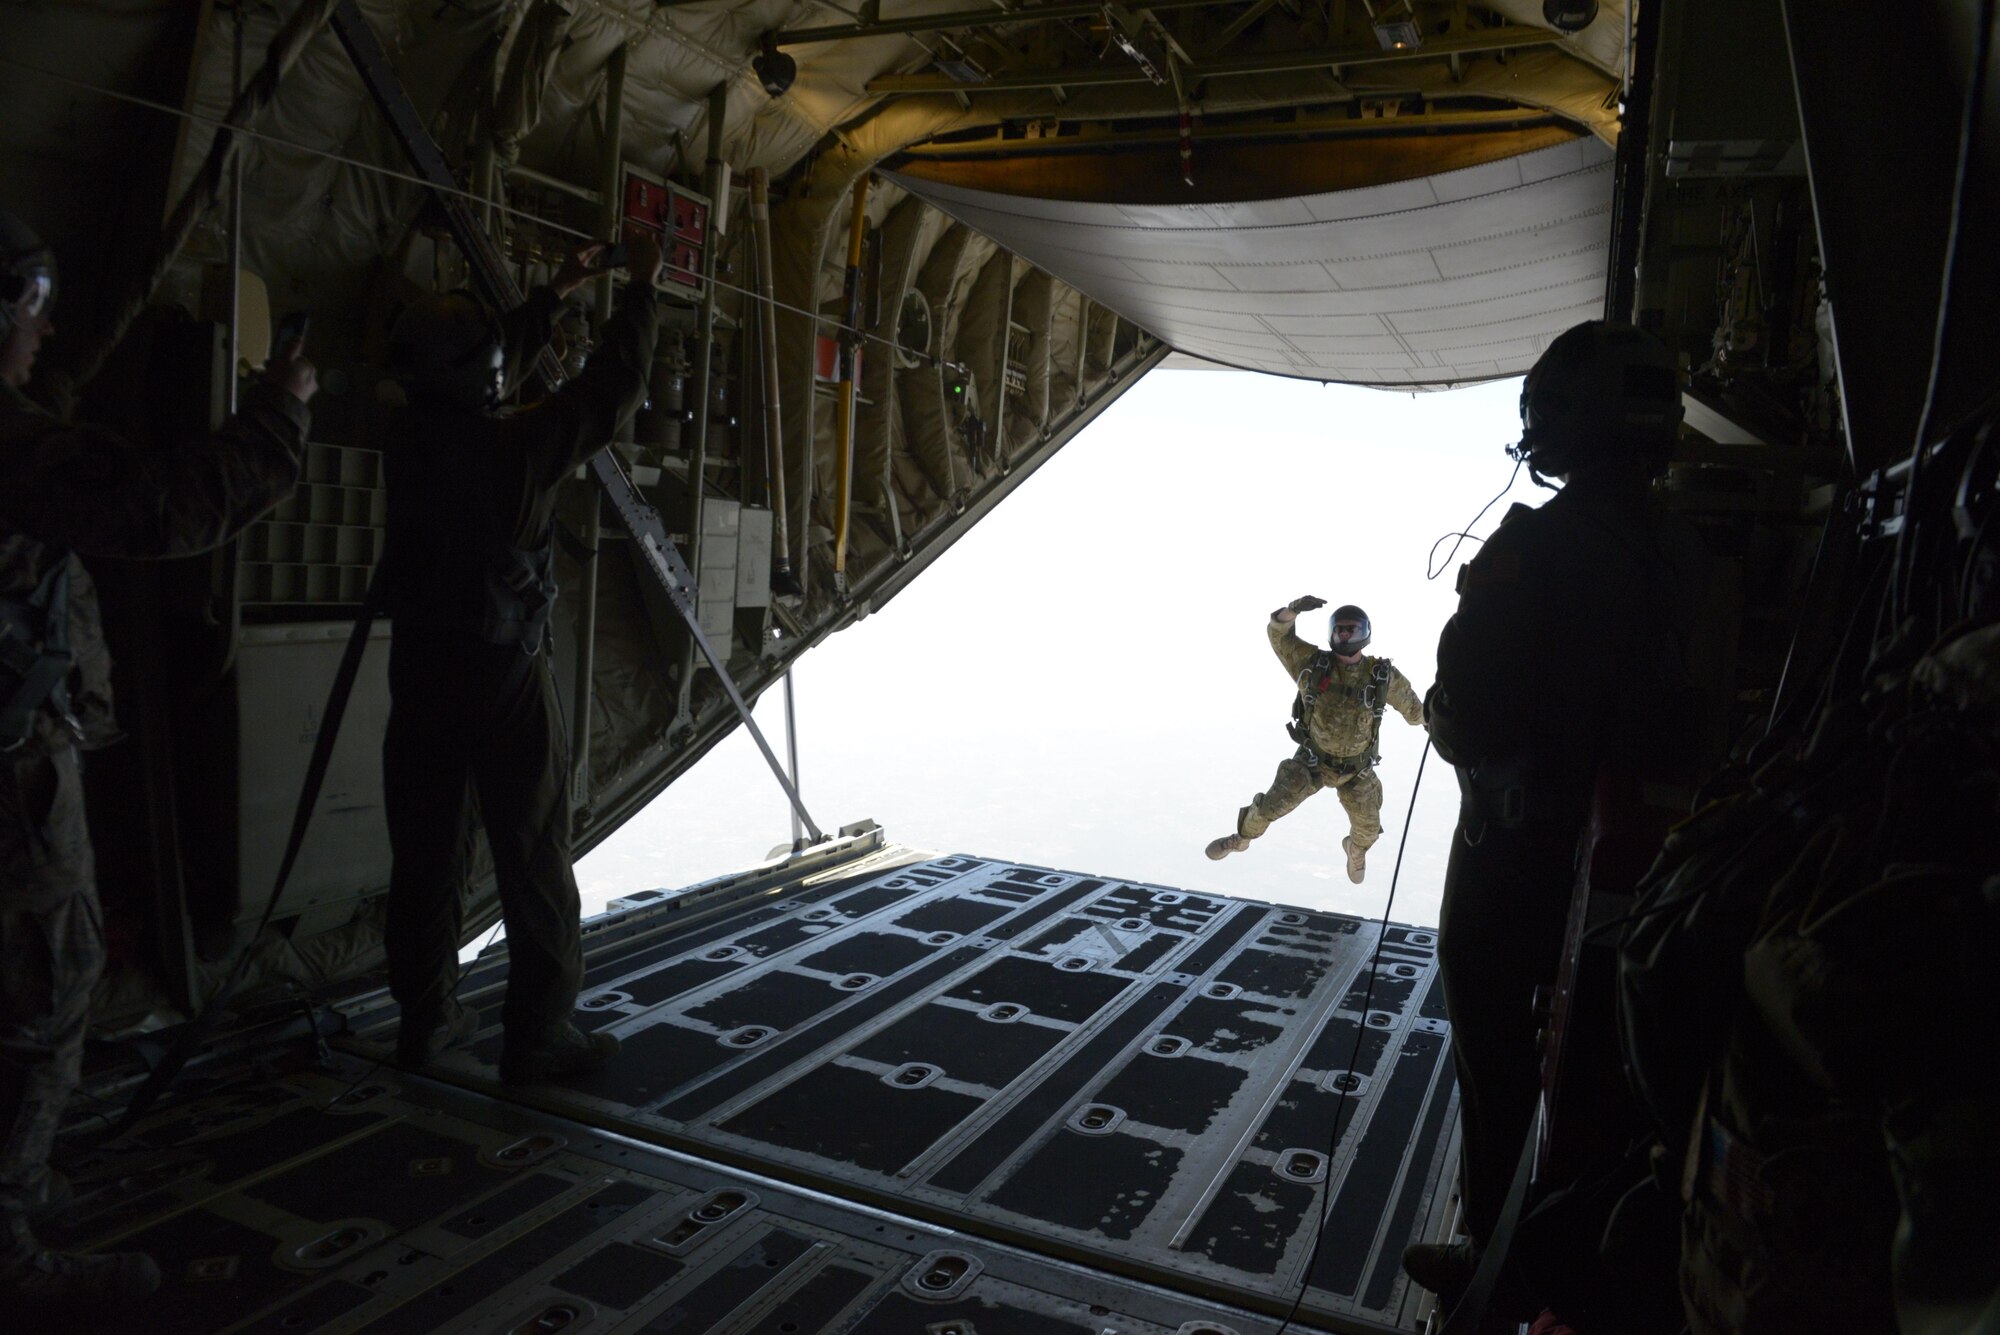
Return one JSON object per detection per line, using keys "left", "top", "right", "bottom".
{"left": 890, "top": 137, "right": 1614, "bottom": 386}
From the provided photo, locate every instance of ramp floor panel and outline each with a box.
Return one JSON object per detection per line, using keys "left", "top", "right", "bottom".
{"left": 358, "top": 856, "right": 1456, "bottom": 1330}
{"left": 55, "top": 1065, "right": 1339, "bottom": 1335}
{"left": 58, "top": 854, "right": 1456, "bottom": 1333}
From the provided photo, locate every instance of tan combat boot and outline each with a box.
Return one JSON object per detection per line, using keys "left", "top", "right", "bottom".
{"left": 396, "top": 996, "right": 480, "bottom": 1070}
{"left": 1342, "top": 835, "right": 1366, "bottom": 883}
{"left": 1205, "top": 833, "right": 1251, "bottom": 860}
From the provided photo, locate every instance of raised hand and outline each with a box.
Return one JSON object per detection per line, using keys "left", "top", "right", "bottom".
{"left": 265, "top": 338, "right": 317, "bottom": 405}
{"left": 551, "top": 243, "right": 606, "bottom": 300}
{"left": 624, "top": 230, "right": 664, "bottom": 287}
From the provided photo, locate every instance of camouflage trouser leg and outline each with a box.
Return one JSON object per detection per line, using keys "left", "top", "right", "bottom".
{"left": 0, "top": 747, "right": 103, "bottom": 1253}
{"left": 385, "top": 652, "right": 583, "bottom": 1039}
{"left": 1331, "top": 768, "right": 1385, "bottom": 850}
{"left": 1238, "top": 757, "right": 1327, "bottom": 840}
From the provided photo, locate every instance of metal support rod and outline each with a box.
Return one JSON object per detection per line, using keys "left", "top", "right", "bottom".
{"left": 569, "top": 491, "right": 601, "bottom": 823}
{"left": 865, "top": 24, "right": 1556, "bottom": 93}
{"left": 226, "top": 5, "right": 245, "bottom": 415}
{"left": 784, "top": 669, "right": 802, "bottom": 849}
{"left": 992, "top": 255, "right": 1018, "bottom": 453}
{"left": 833, "top": 175, "right": 870, "bottom": 592}
{"left": 895, "top": 105, "right": 1553, "bottom": 156}
{"left": 749, "top": 168, "right": 798, "bottom": 592}
{"left": 473, "top": 142, "right": 497, "bottom": 232}
{"left": 571, "top": 43, "right": 624, "bottom": 826}
{"left": 776, "top": 0, "right": 1214, "bottom": 45}
{"left": 592, "top": 46, "right": 626, "bottom": 348}
{"left": 1602, "top": 0, "right": 1661, "bottom": 323}
{"left": 677, "top": 81, "right": 730, "bottom": 720}
{"left": 592, "top": 454, "right": 823, "bottom": 843}
{"left": 513, "top": 160, "right": 602, "bottom": 204}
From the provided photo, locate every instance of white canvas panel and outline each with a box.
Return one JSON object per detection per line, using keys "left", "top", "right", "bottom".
{"left": 889, "top": 137, "right": 1614, "bottom": 385}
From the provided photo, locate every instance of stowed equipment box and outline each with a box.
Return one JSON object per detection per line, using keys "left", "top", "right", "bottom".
{"left": 622, "top": 168, "right": 709, "bottom": 297}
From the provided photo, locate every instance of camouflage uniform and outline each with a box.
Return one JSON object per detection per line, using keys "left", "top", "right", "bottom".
{"left": 0, "top": 377, "right": 306, "bottom": 1258}
{"left": 1236, "top": 617, "right": 1425, "bottom": 847}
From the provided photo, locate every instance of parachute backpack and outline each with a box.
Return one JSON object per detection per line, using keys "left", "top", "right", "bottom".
{"left": 1287, "top": 650, "right": 1396, "bottom": 774}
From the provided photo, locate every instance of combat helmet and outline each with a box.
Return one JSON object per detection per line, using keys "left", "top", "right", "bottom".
{"left": 1329, "top": 604, "right": 1371, "bottom": 655}
{"left": 1, "top": 208, "right": 57, "bottom": 341}
{"left": 1513, "top": 321, "right": 1682, "bottom": 481}
{"left": 387, "top": 290, "right": 506, "bottom": 413}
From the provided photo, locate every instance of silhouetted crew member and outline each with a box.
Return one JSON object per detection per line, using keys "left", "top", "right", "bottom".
{"left": 1207, "top": 598, "right": 1425, "bottom": 883}
{"left": 1406, "top": 321, "right": 1707, "bottom": 1301}
{"left": 0, "top": 207, "right": 314, "bottom": 1306}
{"left": 381, "top": 235, "right": 660, "bottom": 1085}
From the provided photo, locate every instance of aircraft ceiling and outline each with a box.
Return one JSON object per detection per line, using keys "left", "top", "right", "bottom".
{"left": 5, "top": 1, "right": 1628, "bottom": 387}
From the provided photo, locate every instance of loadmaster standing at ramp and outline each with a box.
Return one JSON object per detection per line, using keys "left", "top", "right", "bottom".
{"left": 381, "top": 233, "right": 660, "bottom": 1086}
{"left": 1405, "top": 320, "right": 1708, "bottom": 1309}
{"left": 1206, "top": 599, "right": 1426, "bottom": 883}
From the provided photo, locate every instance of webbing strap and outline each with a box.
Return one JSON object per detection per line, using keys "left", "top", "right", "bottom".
{"left": 1296, "top": 654, "right": 1392, "bottom": 772}
{"left": 108, "top": 569, "right": 385, "bottom": 1135}
{"left": 1440, "top": 1104, "right": 1542, "bottom": 1334}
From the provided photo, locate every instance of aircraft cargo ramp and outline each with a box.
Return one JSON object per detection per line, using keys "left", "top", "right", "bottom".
{"left": 55, "top": 833, "right": 1460, "bottom": 1335}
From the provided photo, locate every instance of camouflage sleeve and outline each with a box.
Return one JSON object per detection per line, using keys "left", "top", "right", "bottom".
{"left": 1387, "top": 665, "right": 1426, "bottom": 726}
{"left": 1266, "top": 616, "right": 1317, "bottom": 679}
{"left": 507, "top": 282, "right": 660, "bottom": 489}
{"left": 0, "top": 380, "right": 306, "bottom": 559}
{"left": 499, "top": 286, "right": 565, "bottom": 398}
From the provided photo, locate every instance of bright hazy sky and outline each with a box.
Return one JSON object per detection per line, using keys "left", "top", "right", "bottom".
{"left": 576, "top": 369, "right": 1549, "bottom": 931}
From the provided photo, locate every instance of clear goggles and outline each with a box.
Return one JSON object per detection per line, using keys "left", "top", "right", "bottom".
{"left": 5, "top": 262, "right": 55, "bottom": 323}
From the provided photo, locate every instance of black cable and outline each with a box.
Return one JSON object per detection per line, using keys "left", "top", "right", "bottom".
{"left": 1762, "top": 497, "right": 1844, "bottom": 739}
{"left": 1769, "top": 544, "right": 1891, "bottom": 747}
{"left": 1273, "top": 737, "right": 1433, "bottom": 1335}
{"left": 1959, "top": 502, "right": 1998, "bottom": 622}
{"left": 101, "top": 573, "right": 387, "bottom": 1139}
{"left": 1826, "top": 551, "right": 1896, "bottom": 705}
{"left": 1891, "top": 0, "right": 1995, "bottom": 623}
{"left": 0, "top": 53, "right": 969, "bottom": 379}
{"left": 1577, "top": 740, "right": 1878, "bottom": 947}
{"left": 1666, "top": 511, "right": 1950, "bottom": 963}
{"left": 1428, "top": 456, "right": 1524, "bottom": 581}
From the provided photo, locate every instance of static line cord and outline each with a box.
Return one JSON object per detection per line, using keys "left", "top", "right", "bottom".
{"left": 1273, "top": 736, "right": 1433, "bottom": 1335}
{"left": 1427, "top": 454, "right": 1523, "bottom": 581}
{"left": 0, "top": 53, "right": 970, "bottom": 379}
